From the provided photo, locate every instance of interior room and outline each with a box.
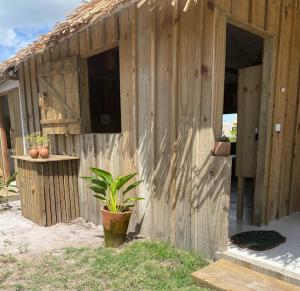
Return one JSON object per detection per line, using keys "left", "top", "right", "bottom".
{"left": 222, "top": 24, "right": 263, "bottom": 231}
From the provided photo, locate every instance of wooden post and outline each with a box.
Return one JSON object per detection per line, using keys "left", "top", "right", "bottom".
{"left": 0, "top": 96, "right": 10, "bottom": 180}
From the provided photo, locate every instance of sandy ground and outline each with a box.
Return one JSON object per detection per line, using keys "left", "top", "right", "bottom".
{"left": 0, "top": 200, "right": 104, "bottom": 258}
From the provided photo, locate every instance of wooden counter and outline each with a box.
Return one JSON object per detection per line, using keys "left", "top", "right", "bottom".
{"left": 13, "top": 155, "right": 80, "bottom": 226}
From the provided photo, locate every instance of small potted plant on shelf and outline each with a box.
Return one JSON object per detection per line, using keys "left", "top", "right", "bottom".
{"left": 25, "top": 132, "right": 39, "bottom": 159}
{"left": 82, "top": 168, "right": 143, "bottom": 248}
{"left": 213, "top": 135, "right": 231, "bottom": 156}
{"left": 36, "top": 134, "right": 50, "bottom": 159}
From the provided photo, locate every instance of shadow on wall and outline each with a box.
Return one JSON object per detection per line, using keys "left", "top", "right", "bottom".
{"left": 138, "top": 123, "right": 232, "bottom": 258}
{"left": 50, "top": 119, "right": 231, "bottom": 258}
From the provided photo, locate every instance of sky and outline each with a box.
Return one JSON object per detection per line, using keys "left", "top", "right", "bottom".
{"left": 0, "top": 0, "right": 83, "bottom": 62}
{"left": 223, "top": 113, "right": 237, "bottom": 124}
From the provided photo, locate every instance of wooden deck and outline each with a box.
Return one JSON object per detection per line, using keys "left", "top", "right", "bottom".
{"left": 192, "top": 259, "right": 300, "bottom": 291}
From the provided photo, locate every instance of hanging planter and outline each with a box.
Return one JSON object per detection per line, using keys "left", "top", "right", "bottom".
{"left": 82, "top": 168, "right": 143, "bottom": 248}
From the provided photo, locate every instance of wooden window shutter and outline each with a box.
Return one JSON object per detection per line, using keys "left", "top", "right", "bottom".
{"left": 38, "top": 56, "right": 81, "bottom": 134}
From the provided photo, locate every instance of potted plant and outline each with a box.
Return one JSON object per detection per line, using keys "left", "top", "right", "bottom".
{"left": 36, "top": 134, "right": 50, "bottom": 159}
{"left": 25, "top": 132, "right": 39, "bottom": 159}
{"left": 82, "top": 168, "right": 143, "bottom": 248}
{"left": 213, "top": 135, "right": 231, "bottom": 156}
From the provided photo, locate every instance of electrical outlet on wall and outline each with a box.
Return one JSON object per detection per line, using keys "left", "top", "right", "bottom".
{"left": 275, "top": 124, "right": 281, "bottom": 132}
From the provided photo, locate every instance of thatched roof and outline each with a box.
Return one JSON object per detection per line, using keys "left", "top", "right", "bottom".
{"left": 0, "top": 0, "right": 138, "bottom": 77}
{"left": 0, "top": 0, "right": 196, "bottom": 78}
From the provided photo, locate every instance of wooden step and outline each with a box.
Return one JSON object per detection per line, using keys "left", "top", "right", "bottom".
{"left": 192, "top": 259, "right": 300, "bottom": 291}
{"left": 218, "top": 250, "right": 300, "bottom": 287}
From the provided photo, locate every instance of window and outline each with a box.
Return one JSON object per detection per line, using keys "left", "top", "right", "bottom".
{"left": 87, "top": 47, "right": 121, "bottom": 133}
{"left": 222, "top": 113, "right": 237, "bottom": 142}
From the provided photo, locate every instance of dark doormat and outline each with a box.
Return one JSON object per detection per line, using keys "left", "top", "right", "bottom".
{"left": 230, "top": 230, "right": 286, "bottom": 251}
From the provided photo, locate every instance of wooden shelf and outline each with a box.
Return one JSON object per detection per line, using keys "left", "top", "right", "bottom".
{"left": 12, "top": 155, "right": 79, "bottom": 163}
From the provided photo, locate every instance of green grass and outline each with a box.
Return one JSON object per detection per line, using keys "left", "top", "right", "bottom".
{"left": 0, "top": 240, "right": 212, "bottom": 290}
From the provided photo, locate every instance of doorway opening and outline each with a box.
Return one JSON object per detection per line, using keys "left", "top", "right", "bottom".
{"left": 1, "top": 95, "right": 14, "bottom": 175}
{"left": 223, "top": 24, "right": 264, "bottom": 234}
{"left": 87, "top": 47, "right": 121, "bottom": 134}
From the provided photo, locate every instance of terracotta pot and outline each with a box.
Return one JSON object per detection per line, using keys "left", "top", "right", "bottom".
{"left": 28, "top": 148, "right": 39, "bottom": 159}
{"left": 38, "top": 146, "right": 50, "bottom": 159}
{"left": 101, "top": 207, "right": 132, "bottom": 248}
{"left": 214, "top": 142, "right": 231, "bottom": 156}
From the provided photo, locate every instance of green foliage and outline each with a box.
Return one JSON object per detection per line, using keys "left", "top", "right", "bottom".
{"left": 82, "top": 168, "right": 143, "bottom": 213}
{"left": 25, "top": 132, "right": 49, "bottom": 148}
{"left": 36, "top": 134, "right": 49, "bottom": 147}
{"left": 217, "top": 135, "right": 230, "bottom": 142}
{"left": 229, "top": 121, "right": 237, "bottom": 142}
{"left": 0, "top": 173, "right": 18, "bottom": 195}
{"left": 25, "top": 132, "right": 39, "bottom": 148}
{"left": 0, "top": 173, "right": 19, "bottom": 210}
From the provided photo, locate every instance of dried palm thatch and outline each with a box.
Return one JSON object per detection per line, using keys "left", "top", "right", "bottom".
{"left": 0, "top": 0, "right": 197, "bottom": 78}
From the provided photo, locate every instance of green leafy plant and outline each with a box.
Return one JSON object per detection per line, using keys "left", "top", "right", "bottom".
{"left": 25, "top": 132, "right": 49, "bottom": 148}
{"left": 0, "top": 173, "right": 19, "bottom": 210}
{"left": 229, "top": 121, "right": 237, "bottom": 142}
{"left": 25, "top": 132, "right": 39, "bottom": 148}
{"left": 36, "top": 134, "right": 49, "bottom": 147}
{"left": 217, "top": 135, "right": 230, "bottom": 142}
{"left": 82, "top": 168, "right": 143, "bottom": 213}
{"left": 0, "top": 173, "right": 18, "bottom": 194}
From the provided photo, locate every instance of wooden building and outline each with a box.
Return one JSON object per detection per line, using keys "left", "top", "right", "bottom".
{"left": 0, "top": 0, "right": 299, "bottom": 259}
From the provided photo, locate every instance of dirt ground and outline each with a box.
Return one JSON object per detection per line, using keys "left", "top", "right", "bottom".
{"left": 0, "top": 200, "right": 104, "bottom": 258}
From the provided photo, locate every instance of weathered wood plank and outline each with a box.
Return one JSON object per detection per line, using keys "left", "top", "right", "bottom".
{"left": 43, "top": 163, "right": 52, "bottom": 226}
{"left": 23, "top": 60, "right": 35, "bottom": 133}
{"left": 68, "top": 159, "right": 76, "bottom": 220}
{"left": 119, "top": 6, "right": 138, "bottom": 232}
{"left": 72, "top": 159, "right": 80, "bottom": 218}
{"left": 231, "top": 0, "right": 250, "bottom": 23}
{"left": 253, "top": 37, "right": 277, "bottom": 225}
{"left": 29, "top": 57, "right": 41, "bottom": 132}
{"left": 278, "top": 3, "right": 300, "bottom": 218}
{"left": 150, "top": 2, "right": 173, "bottom": 241}
{"left": 266, "top": 0, "right": 281, "bottom": 34}
{"left": 58, "top": 159, "right": 66, "bottom": 221}
{"left": 251, "top": 0, "right": 267, "bottom": 29}
{"left": 212, "top": 6, "right": 227, "bottom": 139}
{"left": 192, "top": 259, "right": 300, "bottom": 291}
{"left": 136, "top": 3, "right": 153, "bottom": 235}
{"left": 267, "top": 0, "right": 294, "bottom": 222}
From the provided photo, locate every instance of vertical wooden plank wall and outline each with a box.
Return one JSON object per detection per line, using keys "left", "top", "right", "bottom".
{"left": 214, "top": 0, "right": 300, "bottom": 223}
{"left": 287, "top": 1, "right": 300, "bottom": 214}
{"left": 15, "top": 0, "right": 300, "bottom": 257}
{"left": 135, "top": 0, "right": 233, "bottom": 257}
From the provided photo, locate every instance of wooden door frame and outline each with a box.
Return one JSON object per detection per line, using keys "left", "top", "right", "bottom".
{"left": 224, "top": 18, "right": 277, "bottom": 225}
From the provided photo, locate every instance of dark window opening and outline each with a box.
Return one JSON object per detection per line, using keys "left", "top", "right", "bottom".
{"left": 88, "top": 47, "right": 121, "bottom": 133}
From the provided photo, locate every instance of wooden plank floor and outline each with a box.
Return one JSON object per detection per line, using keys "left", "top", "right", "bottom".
{"left": 192, "top": 259, "right": 300, "bottom": 291}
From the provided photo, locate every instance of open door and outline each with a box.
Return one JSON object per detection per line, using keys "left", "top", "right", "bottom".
{"left": 236, "top": 65, "right": 262, "bottom": 220}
